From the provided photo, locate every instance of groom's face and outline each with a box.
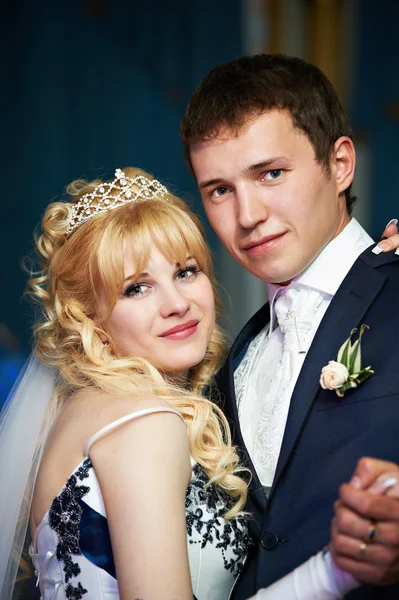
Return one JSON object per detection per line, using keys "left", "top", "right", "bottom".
{"left": 190, "top": 109, "right": 351, "bottom": 284}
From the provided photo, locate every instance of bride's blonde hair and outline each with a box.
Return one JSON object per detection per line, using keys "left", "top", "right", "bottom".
{"left": 28, "top": 167, "right": 248, "bottom": 517}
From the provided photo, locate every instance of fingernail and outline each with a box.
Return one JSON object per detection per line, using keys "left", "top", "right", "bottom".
{"left": 349, "top": 475, "right": 362, "bottom": 489}
{"left": 380, "top": 476, "right": 398, "bottom": 491}
{"left": 372, "top": 244, "right": 383, "bottom": 255}
{"left": 369, "top": 475, "right": 399, "bottom": 494}
{"left": 386, "top": 218, "right": 398, "bottom": 227}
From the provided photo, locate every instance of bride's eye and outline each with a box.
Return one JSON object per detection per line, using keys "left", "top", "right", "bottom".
{"left": 176, "top": 265, "right": 202, "bottom": 280}
{"left": 123, "top": 283, "right": 150, "bottom": 297}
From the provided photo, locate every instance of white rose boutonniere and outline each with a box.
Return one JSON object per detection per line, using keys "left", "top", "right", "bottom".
{"left": 319, "top": 324, "right": 374, "bottom": 398}
{"left": 320, "top": 361, "right": 349, "bottom": 391}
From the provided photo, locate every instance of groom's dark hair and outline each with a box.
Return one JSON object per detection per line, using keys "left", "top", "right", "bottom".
{"left": 180, "top": 53, "right": 356, "bottom": 213}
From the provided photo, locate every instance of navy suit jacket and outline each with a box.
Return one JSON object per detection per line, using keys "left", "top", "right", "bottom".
{"left": 215, "top": 246, "right": 399, "bottom": 599}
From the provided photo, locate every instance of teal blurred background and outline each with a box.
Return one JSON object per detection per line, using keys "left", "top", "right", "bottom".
{"left": 1, "top": 0, "right": 399, "bottom": 409}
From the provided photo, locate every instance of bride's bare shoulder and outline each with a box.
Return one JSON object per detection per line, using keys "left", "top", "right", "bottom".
{"left": 56, "top": 387, "right": 173, "bottom": 445}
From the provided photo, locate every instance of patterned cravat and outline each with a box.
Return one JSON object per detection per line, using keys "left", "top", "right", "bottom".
{"left": 252, "top": 286, "right": 323, "bottom": 491}
{"left": 274, "top": 287, "right": 315, "bottom": 375}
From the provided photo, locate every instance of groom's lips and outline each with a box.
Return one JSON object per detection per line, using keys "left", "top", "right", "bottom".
{"left": 242, "top": 232, "right": 286, "bottom": 256}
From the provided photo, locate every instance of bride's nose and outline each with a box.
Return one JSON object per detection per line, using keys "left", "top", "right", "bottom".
{"left": 159, "top": 285, "right": 190, "bottom": 318}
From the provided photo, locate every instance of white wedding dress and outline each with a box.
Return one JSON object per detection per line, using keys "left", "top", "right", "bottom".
{"left": 29, "top": 407, "right": 252, "bottom": 600}
{"left": 29, "top": 406, "right": 359, "bottom": 600}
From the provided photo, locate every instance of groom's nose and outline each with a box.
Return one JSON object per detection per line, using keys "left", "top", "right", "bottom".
{"left": 236, "top": 186, "right": 269, "bottom": 230}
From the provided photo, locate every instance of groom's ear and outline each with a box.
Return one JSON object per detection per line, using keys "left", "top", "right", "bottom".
{"left": 332, "top": 136, "right": 356, "bottom": 195}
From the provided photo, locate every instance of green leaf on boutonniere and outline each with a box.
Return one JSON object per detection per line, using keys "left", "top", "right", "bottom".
{"left": 323, "top": 324, "right": 374, "bottom": 398}
{"left": 337, "top": 331, "right": 353, "bottom": 366}
{"left": 335, "top": 367, "right": 374, "bottom": 397}
{"left": 348, "top": 324, "right": 369, "bottom": 374}
{"left": 336, "top": 378, "right": 357, "bottom": 397}
{"left": 337, "top": 324, "right": 370, "bottom": 376}
{"left": 355, "top": 366, "right": 374, "bottom": 384}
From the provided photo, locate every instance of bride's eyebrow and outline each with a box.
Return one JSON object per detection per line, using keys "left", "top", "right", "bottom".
{"left": 124, "top": 257, "right": 195, "bottom": 281}
{"left": 173, "top": 255, "right": 196, "bottom": 267}
{"left": 124, "top": 271, "right": 149, "bottom": 282}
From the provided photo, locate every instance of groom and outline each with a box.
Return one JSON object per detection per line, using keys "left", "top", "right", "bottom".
{"left": 181, "top": 54, "right": 399, "bottom": 598}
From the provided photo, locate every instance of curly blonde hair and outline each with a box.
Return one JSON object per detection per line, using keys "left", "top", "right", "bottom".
{"left": 27, "top": 167, "right": 248, "bottom": 517}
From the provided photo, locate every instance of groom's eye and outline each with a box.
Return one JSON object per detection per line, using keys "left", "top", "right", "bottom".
{"left": 264, "top": 169, "right": 283, "bottom": 180}
{"left": 212, "top": 186, "right": 230, "bottom": 197}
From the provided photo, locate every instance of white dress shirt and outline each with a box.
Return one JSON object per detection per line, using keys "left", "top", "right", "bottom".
{"left": 234, "top": 218, "right": 374, "bottom": 491}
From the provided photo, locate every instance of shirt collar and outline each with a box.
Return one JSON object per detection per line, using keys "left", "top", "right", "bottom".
{"left": 267, "top": 218, "right": 374, "bottom": 333}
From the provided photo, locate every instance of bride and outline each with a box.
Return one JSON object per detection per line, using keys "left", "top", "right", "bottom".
{"left": 0, "top": 167, "right": 398, "bottom": 600}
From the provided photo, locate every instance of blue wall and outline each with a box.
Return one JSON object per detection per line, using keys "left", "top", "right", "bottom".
{"left": 351, "top": 0, "right": 399, "bottom": 238}
{"left": 2, "top": 0, "right": 243, "bottom": 350}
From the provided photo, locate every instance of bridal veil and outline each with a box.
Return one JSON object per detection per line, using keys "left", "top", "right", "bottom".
{"left": 0, "top": 353, "right": 57, "bottom": 599}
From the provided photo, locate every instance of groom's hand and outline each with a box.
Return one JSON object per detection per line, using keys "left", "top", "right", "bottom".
{"left": 330, "top": 457, "right": 399, "bottom": 586}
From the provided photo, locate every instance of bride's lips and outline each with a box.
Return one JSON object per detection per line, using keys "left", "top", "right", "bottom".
{"left": 242, "top": 232, "right": 286, "bottom": 256}
{"left": 159, "top": 319, "right": 199, "bottom": 340}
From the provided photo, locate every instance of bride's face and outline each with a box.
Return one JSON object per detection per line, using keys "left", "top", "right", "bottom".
{"left": 99, "top": 245, "right": 215, "bottom": 378}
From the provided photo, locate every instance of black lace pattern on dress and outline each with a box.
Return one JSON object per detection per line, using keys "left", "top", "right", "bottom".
{"left": 48, "top": 458, "right": 92, "bottom": 599}
{"left": 185, "top": 463, "right": 252, "bottom": 577}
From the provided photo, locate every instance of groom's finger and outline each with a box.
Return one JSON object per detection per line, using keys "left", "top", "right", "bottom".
{"left": 348, "top": 456, "right": 399, "bottom": 490}
{"left": 366, "top": 472, "right": 399, "bottom": 497}
{"left": 331, "top": 550, "right": 399, "bottom": 587}
{"left": 333, "top": 506, "right": 399, "bottom": 547}
{"left": 331, "top": 518, "right": 399, "bottom": 586}
{"left": 339, "top": 483, "right": 399, "bottom": 522}
{"left": 332, "top": 529, "right": 395, "bottom": 565}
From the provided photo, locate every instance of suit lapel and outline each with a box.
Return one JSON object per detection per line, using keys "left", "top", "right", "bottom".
{"left": 220, "top": 302, "right": 270, "bottom": 511}
{"left": 270, "top": 257, "right": 387, "bottom": 496}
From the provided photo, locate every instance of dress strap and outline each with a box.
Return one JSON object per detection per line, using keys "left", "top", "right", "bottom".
{"left": 84, "top": 406, "right": 184, "bottom": 457}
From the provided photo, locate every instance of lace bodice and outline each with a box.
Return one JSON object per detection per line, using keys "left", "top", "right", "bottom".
{"left": 30, "top": 408, "right": 251, "bottom": 600}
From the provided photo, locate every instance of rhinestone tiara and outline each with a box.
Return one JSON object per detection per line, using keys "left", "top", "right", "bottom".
{"left": 66, "top": 168, "right": 169, "bottom": 235}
